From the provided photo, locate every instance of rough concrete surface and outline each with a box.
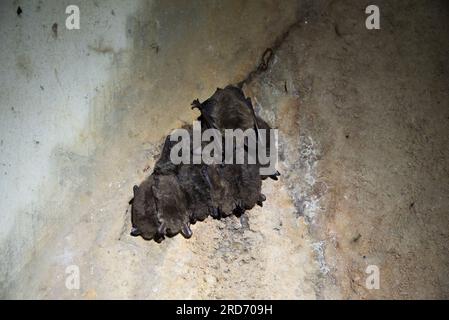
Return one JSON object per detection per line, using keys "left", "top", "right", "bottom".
{"left": 1, "top": 0, "right": 448, "bottom": 299}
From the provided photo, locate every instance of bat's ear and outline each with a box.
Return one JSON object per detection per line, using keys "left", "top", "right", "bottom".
{"left": 129, "top": 185, "right": 139, "bottom": 205}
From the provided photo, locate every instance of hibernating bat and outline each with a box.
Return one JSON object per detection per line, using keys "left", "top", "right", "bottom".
{"left": 129, "top": 85, "right": 278, "bottom": 242}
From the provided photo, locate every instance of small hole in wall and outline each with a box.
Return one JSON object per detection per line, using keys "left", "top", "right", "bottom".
{"left": 345, "top": 134, "right": 350, "bottom": 139}
{"left": 52, "top": 23, "right": 58, "bottom": 39}
{"left": 17, "top": 6, "right": 22, "bottom": 16}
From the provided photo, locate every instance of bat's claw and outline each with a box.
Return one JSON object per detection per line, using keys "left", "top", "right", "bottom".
{"left": 181, "top": 224, "right": 193, "bottom": 239}
{"left": 269, "top": 170, "right": 281, "bottom": 180}
{"left": 191, "top": 99, "right": 202, "bottom": 110}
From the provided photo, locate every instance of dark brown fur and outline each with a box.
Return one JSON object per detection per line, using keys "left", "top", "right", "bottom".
{"left": 130, "top": 86, "right": 277, "bottom": 242}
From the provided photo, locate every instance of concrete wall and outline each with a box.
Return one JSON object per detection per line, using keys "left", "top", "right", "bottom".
{"left": 0, "top": 0, "right": 142, "bottom": 291}
{"left": 0, "top": 0, "right": 302, "bottom": 298}
{"left": 4, "top": 0, "right": 446, "bottom": 299}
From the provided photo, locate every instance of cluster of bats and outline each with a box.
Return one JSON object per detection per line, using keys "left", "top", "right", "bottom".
{"left": 128, "top": 85, "right": 279, "bottom": 243}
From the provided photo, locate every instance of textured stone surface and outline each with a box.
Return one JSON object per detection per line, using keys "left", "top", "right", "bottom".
{"left": 1, "top": 0, "right": 448, "bottom": 299}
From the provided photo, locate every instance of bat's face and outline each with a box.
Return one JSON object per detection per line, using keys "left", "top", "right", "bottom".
{"left": 130, "top": 175, "right": 191, "bottom": 242}
{"left": 130, "top": 178, "right": 160, "bottom": 241}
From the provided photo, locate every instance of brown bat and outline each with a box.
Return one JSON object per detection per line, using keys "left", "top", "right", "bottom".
{"left": 129, "top": 85, "right": 277, "bottom": 242}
